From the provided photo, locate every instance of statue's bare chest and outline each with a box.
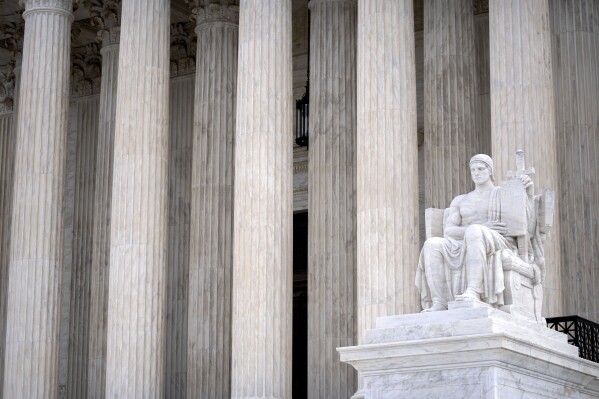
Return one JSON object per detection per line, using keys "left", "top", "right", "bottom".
{"left": 458, "top": 191, "right": 492, "bottom": 225}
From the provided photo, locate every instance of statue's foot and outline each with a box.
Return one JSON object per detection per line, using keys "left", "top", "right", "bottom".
{"left": 455, "top": 289, "right": 481, "bottom": 301}
{"left": 421, "top": 302, "right": 447, "bottom": 312}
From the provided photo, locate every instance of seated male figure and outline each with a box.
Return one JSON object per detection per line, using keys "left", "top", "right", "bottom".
{"left": 415, "top": 154, "right": 533, "bottom": 312}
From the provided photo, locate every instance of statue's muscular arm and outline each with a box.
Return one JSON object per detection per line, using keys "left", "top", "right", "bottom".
{"left": 444, "top": 195, "right": 467, "bottom": 240}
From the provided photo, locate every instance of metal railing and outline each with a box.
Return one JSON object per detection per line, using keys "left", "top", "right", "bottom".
{"left": 546, "top": 315, "right": 599, "bottom": 363}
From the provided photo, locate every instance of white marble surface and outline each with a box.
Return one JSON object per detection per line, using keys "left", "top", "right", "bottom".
{"left": 187, "top": 4, "right": 238, "bottom": 397}
{"left": 87, "top": 21, "right": 119, "bottom": 399}
{"left": 356, "top": 0, "right": 420, "bottom": 346}
{"left": 0, "top": 114, "right": 13, "bottom": 399}
{"left": 307, "top": 0, "right": 358, "bottom": 397}
{"left": 165, "top": 75, "right": 194, "bottom": 399}
{"left": 4, "top": 1, "right": 74, "bottom": 397}
{"left": 231, "top": 1, "right": 293, "bottom": 397}
{"left": 105, "top": 0, "right": 170, "bottom": 397}
{"left": 551, "top": 0, "right": 599, "bottom": 324}
{"left": 424, "top": 0, "right": 479, "bottom": 209}
{"left": 490, "top": 0, "right": 562, "bottom": 317}
{"left": 339, "top": 306, "right": 599, "bottom": 399}
{"left": 66, "top": 96, "right": 100, "bottom": 399}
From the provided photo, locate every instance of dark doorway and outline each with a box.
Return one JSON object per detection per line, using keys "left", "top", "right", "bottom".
{"left": 293, "top": 212, "right": 308, "bottom": 398}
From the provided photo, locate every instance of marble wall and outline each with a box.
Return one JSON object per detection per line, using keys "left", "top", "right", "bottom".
{"left": 551, "top": 0, "right": 599, "bottom": 323}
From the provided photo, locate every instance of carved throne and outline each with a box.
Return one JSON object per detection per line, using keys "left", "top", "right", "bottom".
{"left": 424, "top": 153, "right": 554, "bottom": 324}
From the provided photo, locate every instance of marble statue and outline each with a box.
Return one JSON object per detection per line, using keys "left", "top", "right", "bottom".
{"left": 416, "top": 152, "right": 552, "bottom": 321}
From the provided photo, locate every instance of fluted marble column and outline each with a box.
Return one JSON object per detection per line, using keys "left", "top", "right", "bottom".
{"left": 105, "top": 0, "right": 170, "bottom": 397}
{"left": 307, "top": 1, "right": 357, "bottom": 397}
{"left": 0, "top": 112, "right": 14, "bottom": 399}
{"left": 490, "top": 0, "right": 561, "bottom": 316}
{"left": 357, "top": 0, "right": 420, "bottom": 343}
{"left": 164, "top": 75, "right": 194, "bottom": 399}
{"left": 187, "top": 3, "right": 238, "bottom": 399}
{"left": 550, "top": 0, "right": 599, "bottom": 322}
{"left": 474, "top": 13, "right": 491, "bottom": 156}
{"left": 0, "top": 53, "right": 20, "bottom": 399}
{"left": 66, "top": 96, "right": 100, "bottom": 399}
{"left": 3, "top": 1, "right": 74, "bottom": 397}
{"left": 232, "top": 1, "right": 293, "bottom": 398}
{"left": 424, "top": 0, "right": 478, "bottom": 208}
{"left": 87, "top": 7, "right": 119, "bottom": 398}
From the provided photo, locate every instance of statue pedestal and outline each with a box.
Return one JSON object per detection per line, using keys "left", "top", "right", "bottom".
{"left": 339, "top": 302, "right": 599, "bottom": 398}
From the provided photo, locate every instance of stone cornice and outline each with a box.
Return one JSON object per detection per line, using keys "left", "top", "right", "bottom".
{"left": 170, "top": 22, "right": 196, "bottom": 78}
{"left": 89, "top": 0, "right": 121, "bottom": 46}
{"left": 71, "top": 42, "right": 101, "bottom": 97}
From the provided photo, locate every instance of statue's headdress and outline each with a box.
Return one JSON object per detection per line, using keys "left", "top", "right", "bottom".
{"left": 469, "top": 154, "right": 494, "bottom": 180}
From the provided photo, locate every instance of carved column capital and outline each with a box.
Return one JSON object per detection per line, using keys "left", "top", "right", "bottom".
{"left": 0, "top": 18, "right": 25, "bottom": 112}
{"left": 193, "top": 3, "right": 239, "bottom": 27}
{"left": 0, "top": 67, "right": 15, "bottom": 113}
{"left": 0, "top": 19, "right": 25, "bottom": 67}
{"left": 20, "top": 0, "right": 76, "bottom": 19}
{"left": 71, "top": 42, "right": 102, "bottom": 97}
{"left": 90, "top": 0, "right": 121, "bottom": 46}
{"left": 474, "top": 0, "right": 489, "bottom": 15}
{"left": 170, "top": 22, "right": 196, "bottom": 77}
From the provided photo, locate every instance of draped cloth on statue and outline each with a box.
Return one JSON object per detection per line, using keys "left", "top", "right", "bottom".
{"left": 416, "top": 187, "right": 517, "bottom": 310}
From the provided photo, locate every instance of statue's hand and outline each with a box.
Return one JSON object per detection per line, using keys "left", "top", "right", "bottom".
{"left": 521, "top": 174, "right": 534, "bottom": 196}
{"left": 483, "top": 221, "right": 507, "bottom": 235}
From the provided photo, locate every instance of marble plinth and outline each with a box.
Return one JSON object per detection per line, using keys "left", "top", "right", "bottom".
{"left": 339, "top": 302, "right": 599, "bottom": 398}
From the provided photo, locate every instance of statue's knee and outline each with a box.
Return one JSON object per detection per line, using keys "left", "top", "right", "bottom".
{"left": 464, "top": 225, "right": 484, "bottom": 242}
{"left": 423, "top": 237, "right": 444, "bottom": 252}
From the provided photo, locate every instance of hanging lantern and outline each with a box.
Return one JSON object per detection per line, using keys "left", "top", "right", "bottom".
{"left": 295, "top": 88, "right": 309, "bottom": 148}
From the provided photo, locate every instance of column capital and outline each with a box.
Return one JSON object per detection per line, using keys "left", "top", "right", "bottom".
{"left": 474, "top": 0, "right": 489, "bottom": 15}
{"left": 170, "top": 22, "right": 196, "bottom": 78}
{"left": 0, "top": 18, "right": 24, "bottom": 113}
{"left": 20, "top": 0, "right": 76, "bottom": 18}
{"left": 0, "top": 68, "right": 15, "bottom": 113}
{"left": 191, "top": 3, "right": 239, "bottom": 28}
{"left": 0, "top": 18, "right": 25, "bottom": 67}
{"left": 71, "top": 42, "right": 102, "bottom": 97}
{"left": 90, "top": 0, "right": 121, "bottom": 47}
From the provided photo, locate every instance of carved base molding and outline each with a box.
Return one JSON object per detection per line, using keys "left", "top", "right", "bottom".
{"left": 340, "top": 304, "right": 599, "bottom": 399}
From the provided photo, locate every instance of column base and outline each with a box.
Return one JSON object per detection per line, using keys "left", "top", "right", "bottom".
{"left": 339, "top": 303, "right": 599, "bottom": 398}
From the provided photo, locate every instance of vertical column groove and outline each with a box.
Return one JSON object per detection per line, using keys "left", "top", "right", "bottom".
{"left": 187, "top": 3, "right": 238, "bottom": 399}
{"left": 232, "top": 1, "right": 293, "bottom": 397}
{"left": 0, "top": 112, "right": 14, "bottom": 399}
{"left": 3, "top": 1, "right": 74, "bottom": 398}
{"left": 307, "top": 1, "right": 357, "bottom": 398}
{"left": 165, "top": 75, "right": 194, "bottom": 399}
{"left": 88, "top": 30, "right": 119, "bottom": 399}
{"left": 424, "top": 0, "right": 479, "bottom": 208}
{"left": 356, "top": 0, "right": 420, "bottom": 346}
{"left": 474, "top": 13, "right": 491, "bottom": 156}
{"left": 490, "top": 0, "right": 562, "bottom": 316}
{"left": 105, "top": 1, "right": 170, "bottom": 397}
{"left": 66, "top": 95, "right": 100, "bottom": 399}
